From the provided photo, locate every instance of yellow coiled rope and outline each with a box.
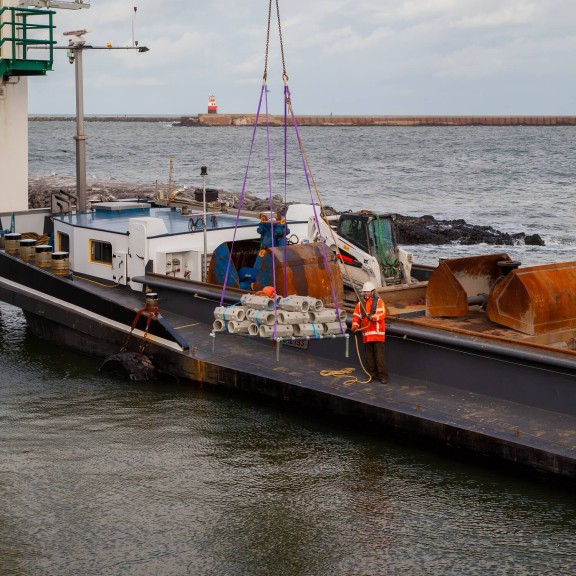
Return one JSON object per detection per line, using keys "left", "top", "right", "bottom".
{"left": 320, "top": 332, "right": 373, "bottom": 386}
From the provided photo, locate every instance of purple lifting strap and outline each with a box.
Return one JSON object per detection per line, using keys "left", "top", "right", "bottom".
{"left": 284, "top": 84, "right": 345, "bottom": 333}
{"left": 219, "top": 83, "right": 267, "bottom": 307}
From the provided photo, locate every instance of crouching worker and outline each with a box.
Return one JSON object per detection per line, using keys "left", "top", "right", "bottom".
{"left": 351, "top": 281, "right": 388, "bottom": 384}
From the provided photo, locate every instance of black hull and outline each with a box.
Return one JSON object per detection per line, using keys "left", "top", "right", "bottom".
{"left": 1, "top": 251, "right": 576, "bottom": 479}
{"left": 138, "top": 272, "right": 576, "bottom": 416}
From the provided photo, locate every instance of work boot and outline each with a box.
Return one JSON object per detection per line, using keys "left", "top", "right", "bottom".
{"left": 380, "top": 376, "right": 389, "bottom": 384}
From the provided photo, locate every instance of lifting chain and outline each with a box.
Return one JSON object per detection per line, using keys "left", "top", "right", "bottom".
{"left": 120, "top": 305, "right": 159, "bottom": 354}
{"left": 263, "top": 0, "right": 288, "bottom": 84}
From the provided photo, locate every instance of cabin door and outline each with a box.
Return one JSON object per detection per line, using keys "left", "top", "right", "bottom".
{"left": 128, "top": 221, "right": 148, "bottom": 290}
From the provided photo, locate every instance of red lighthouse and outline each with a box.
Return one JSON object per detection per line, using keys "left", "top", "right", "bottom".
{"left": 207, "top": 94, "right": 218, "bottom": 114}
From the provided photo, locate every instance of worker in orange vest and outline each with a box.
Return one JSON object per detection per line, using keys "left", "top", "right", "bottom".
{"left": 351, "top": 281, "right": 388, "bottom": 384}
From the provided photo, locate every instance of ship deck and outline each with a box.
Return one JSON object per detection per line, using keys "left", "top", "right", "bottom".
{"left": 74, "top": 274, "right": 576, "bottom": 479}
{"left": 53, "top": 203, "right": 259, "bottom": 235}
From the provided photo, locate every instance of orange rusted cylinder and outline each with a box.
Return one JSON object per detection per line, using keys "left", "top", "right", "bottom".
{"left": 270, "top": 243, "right": 344, "bottom": 307}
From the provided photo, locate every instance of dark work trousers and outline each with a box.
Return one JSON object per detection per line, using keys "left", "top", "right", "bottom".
{"left": 364, "top": 340, "right": 387, "bottom": 380}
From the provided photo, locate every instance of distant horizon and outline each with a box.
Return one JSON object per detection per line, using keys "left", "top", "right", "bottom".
{"left": 28, "top": 113, "right": 576, "bottom": 118}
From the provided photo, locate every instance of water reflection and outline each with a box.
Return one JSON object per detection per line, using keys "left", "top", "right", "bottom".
{"left": 0, "top": 302, "right": 575, "bottom": 575}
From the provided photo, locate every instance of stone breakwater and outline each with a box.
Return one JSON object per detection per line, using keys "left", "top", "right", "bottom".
{"left": 178, "top": 114, "right": 576, "bottom": 127}
{"left": 29, "top": 176, "right": 543, "bottom": 246}
{"left": 29, "top": 115, "right": 576, "bottom": 127}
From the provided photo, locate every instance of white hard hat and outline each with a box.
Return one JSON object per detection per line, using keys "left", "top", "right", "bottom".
{"left": 362, "top": 281, "right": 376, "bottom": 292}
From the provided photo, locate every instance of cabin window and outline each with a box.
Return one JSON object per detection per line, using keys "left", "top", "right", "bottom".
{"left": 368, "top": 218, "right": 398, "bottom": 270}
{"left": 339, "top": 218, "right": 368, "bottom": 251}
{"left": 90, "top": 240, "right": 113, "bottom": 264}
{"left": 58, "top": 232, "right": 70, "bottom": 253}
{"left": 368, "top": 219, "right": 395, "bottom": 257}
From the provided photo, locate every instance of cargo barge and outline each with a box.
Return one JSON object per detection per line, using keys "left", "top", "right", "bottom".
{"left": 0, "top": 200, "right": 575, "bottom": 480}
{"left": 2, "top": 1, "right": 575, "bottom": 481}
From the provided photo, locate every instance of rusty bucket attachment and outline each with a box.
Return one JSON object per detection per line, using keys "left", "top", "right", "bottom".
{"left": 269, "top": 243, "right": 344, "bottom": 306}
{"left": 487, "top": 261, "right": 576, "bottom": 335}
{"left": 426, "top": 253, "right": 512, "bottom": 317}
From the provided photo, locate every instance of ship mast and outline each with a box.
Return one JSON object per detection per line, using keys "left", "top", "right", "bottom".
{"left": 60, "top": 32, "right": 149, "bottom": 212}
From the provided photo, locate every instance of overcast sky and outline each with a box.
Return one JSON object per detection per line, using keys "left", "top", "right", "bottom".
{"left": 28, "top": 0, "right": 576, "bottom": 116}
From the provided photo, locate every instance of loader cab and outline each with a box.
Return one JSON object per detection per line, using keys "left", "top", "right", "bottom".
{"left": 337, "top": 213, "right": 402, "bottom": 279}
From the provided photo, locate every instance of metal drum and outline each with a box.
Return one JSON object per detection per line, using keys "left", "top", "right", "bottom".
{"left": 19, "top": 238, "right": 36, "bottom": 262}
{"left": 4, "top": 233, "right": 22, "bottom": 255}
{"left": 35, "top": 245, "right": 53, "bottom": 269}
{"left": 51, "top": 251, "right": 70, "bottom": 276}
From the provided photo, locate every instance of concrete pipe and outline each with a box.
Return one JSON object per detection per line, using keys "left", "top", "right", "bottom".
{"left": 227, "top": 320, "right": 253, "bottom": 334}
{"left": 309, "top": 309, "right": 338, "bottom": 323}
{"left": 310, "top": 298, "right": 324, "bottom": 312}
{"left": 277, "top": 296, "right": 311, "bottom": 313}
{"left": 240, "top": 294, "right": 275, "bottom": 310}
{"left": 258, "top": 324, "right": 294, "bottom": 338}
{"left": 293, "top": 323, "right": 326, "bottom": 337}
{"left": 248, "top": 310, "right": 277, "bottom": 326}
{"left": 323, "top": 321, "right": 347, "bottom": 335}
{"left": 276, "top": 311, "right": 310, "bottom": 325}
{"left": 214, "top": 306, "right": 246, "bottom": 322}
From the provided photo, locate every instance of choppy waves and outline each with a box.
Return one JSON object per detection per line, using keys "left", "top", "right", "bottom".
{"left": 29, "top": 122, "right": 576, "bottom": 266}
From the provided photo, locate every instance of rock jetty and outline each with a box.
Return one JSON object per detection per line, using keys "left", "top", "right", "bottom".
{"left": 28, "top": 176, "right": 543, "bottom": 246}
{"left": 395, "top": 214, "right": 544, "bottom": 247}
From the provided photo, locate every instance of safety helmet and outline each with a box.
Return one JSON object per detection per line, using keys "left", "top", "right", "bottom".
{"left": 260, "top": 286, "right": 276, "bottom": 298}
{"left": 362, "top": 281, "right": 376, "bottom": 292}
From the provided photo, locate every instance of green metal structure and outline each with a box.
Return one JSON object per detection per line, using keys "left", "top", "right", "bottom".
{"left": 0, "top": 6, "right": 55, "bottom": 77}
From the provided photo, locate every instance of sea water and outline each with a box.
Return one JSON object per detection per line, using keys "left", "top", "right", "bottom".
{"left": 29, "top": 121, "right": 576, "bottom": 266}
{"left": 0, "top": 122, "right": 574, "bottom": 575}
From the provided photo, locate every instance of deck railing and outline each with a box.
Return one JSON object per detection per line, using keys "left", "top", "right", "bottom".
{"left": 0, "top": 6, "right": 55, "bottom": 77}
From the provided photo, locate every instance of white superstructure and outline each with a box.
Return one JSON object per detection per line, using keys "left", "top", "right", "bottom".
{"left": 0, "top": 0, "right": 29, "bottom": 214}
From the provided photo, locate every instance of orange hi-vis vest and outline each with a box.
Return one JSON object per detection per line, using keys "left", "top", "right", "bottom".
{"left": 351, "top": 295, "right": 386, "bottom": 343}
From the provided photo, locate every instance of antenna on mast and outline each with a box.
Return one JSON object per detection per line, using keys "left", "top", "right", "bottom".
{"left": 132, "top": 6, "right": 138, "bottom": 48}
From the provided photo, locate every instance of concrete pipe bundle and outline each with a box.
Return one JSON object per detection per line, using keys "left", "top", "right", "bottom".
{"left": 240, "top": 293, "right": 275, "bottom": 310}
{"left": 214, "top": 306, "right": 247, "bottom": 322}
{"left": 323, "top": 321, "right": 348, "bottom": 335}
{"left": 259, "top": 324, "right": 294, "bottom": 338}
{"left": 292, "top": 323, "right": 326, "bottom": 337}
{"left": 246, "top": 309, "right": 277, "bottom": 326}
{"left": 213, "top": 297, "right": 346, "bottom": 340}
{"left": 276, "top": 311, "right": 310, "bottom": 325}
